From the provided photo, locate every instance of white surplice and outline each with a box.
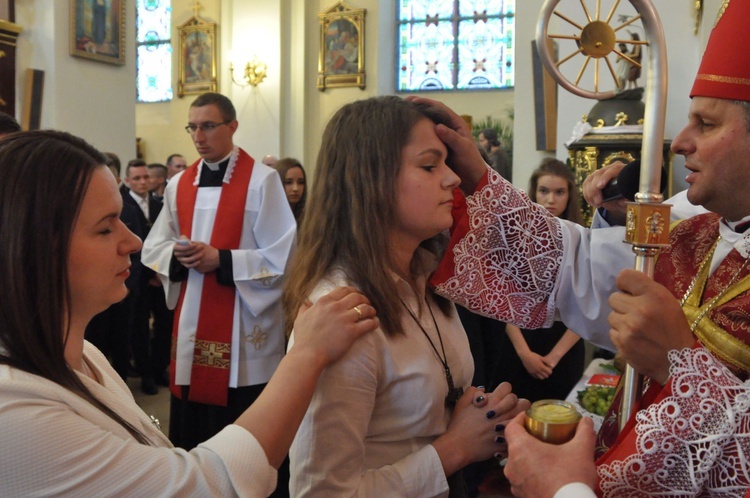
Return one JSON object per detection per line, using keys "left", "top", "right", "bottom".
{"left": 142, "top": 148, "right": 296, "bottom": 388}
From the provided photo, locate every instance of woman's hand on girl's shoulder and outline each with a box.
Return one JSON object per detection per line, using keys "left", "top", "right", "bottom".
{"left": 291, "top": 286, "right": 379, "bottom": 366}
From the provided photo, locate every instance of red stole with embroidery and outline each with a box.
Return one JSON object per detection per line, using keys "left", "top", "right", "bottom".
{"left": 170, "top": 150, "right": 254, "bottom": 406}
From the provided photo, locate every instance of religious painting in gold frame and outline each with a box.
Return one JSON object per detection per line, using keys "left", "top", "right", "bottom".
{"left": 69, "top": 0, "right": 126, "bottom": 65}
{"left": 177, "top": 15, "right": 218, "bottom": 98}
{"left": 317, "top": 1, "right": 365, "bottom": 91}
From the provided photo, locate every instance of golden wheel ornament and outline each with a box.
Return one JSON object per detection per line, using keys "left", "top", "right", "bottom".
{"left": 537, "top": 0, "right": 657, "bottom": 99}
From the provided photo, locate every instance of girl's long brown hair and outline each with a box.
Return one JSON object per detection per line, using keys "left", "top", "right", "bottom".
{"left": 283, "top": 96, "right": 453, "bottom": 336}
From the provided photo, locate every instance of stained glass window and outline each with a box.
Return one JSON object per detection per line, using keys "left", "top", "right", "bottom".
{"left": 136, "top": 0, "right": 173, "bottom": 103}
{"left": 398, "top": 0, "right": 514, "bottom": 92}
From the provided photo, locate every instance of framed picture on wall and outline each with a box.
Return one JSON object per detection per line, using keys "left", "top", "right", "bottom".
{"left": 70, "top": 0, "right": 126, "bottom": 65}
{"left": 317, "top": 1, "right": 366, "bottom": 91}
{"left": 177, "top": 15, "right": 218, "bottom": 98}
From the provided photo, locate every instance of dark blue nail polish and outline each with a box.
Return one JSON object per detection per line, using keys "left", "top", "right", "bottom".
{"left": 476, "top": 385, "right": 485, "bottom": 390}
{"left": 495, "top": 423, "right": 505, "bottom": 432}
{"left": 475, "top": 395, "right": 485, "bottom": 404}
{"left": 495, "top": 436, "right": 506, "bottom": 444}
{"left": 486, "top": 410, "right": 495, "bottom": 419}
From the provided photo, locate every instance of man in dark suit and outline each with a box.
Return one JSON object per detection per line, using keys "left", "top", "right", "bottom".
{"left": 123, "top": 159, "right": 165, "bottom": 394}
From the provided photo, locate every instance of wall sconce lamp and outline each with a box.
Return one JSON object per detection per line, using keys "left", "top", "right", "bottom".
{"left": 229, "top": 56, "right": 268, "bottom": 87}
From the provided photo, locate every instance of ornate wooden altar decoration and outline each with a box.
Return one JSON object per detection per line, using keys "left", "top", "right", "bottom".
{"left": 566, "top": 89, "right": 673, "bottom": 225}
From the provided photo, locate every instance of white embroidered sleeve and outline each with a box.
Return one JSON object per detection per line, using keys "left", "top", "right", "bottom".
{"left": 598, "top": 347, "right": 750, "bottom": 497}
{"left": 435, "top": 168, "right": 563, "bottom": 329}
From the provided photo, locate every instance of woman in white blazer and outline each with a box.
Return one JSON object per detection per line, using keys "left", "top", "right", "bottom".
{"left": 0, "top": 130, "right": 378, "bottom": 497}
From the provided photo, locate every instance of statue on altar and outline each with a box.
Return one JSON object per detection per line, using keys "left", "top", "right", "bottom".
{"left": 616, "top": 32, "right": 642, "bottom": 91}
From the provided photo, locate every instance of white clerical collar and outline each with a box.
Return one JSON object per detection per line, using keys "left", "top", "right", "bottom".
{"left": 202, "top": 153, "right": 230, "bottom": 171}
{"left": 723, "top": 215, "right": 750, "bottom": 234}
{"left": 193, "top": 147, "right": 240, "bottom": 186}
{"left": 718, "top": 218, "right": 750, "bottom": 259}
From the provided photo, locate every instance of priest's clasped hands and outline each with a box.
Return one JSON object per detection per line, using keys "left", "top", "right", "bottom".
{"left": 173, "top": 236, "right": 221, "bottom": 273}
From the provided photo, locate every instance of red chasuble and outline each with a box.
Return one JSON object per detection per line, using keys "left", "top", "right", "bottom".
{"left": 595, "top": 214, "right": 750, "bottom": 496}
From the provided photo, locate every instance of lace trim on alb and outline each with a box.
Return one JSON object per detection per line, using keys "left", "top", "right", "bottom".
{"left": 435, "top": 167, "right": 563, "bottom": 328}
{"left": 598, "top": 347, "right": 750, "bottom": 497}
{"left": 192, "top": 146, "right": 240, "bottom": 186}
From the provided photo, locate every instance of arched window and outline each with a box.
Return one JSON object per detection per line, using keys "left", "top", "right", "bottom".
{"left": 136, "top": 0, "right": 173, "bottom": 103}
{"left": 398, "top": 0, "right": 515, "bottom": 92}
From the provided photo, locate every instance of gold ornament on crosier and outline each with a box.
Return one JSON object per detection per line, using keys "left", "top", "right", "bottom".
{"left": 624, "top": 203, "right": 670, "bottom": 247}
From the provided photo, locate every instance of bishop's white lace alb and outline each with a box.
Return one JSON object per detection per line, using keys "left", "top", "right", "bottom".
{"left": 598, "top": 347, "right": 750, "bottom": 497}
{"left": 435, "top": 168, "right": 563, "bottom": 329}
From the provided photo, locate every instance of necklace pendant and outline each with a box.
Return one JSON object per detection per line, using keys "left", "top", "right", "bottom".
{"left": 444, "top": 369, "right": 464, "bottom": 407}
{"left": 445, "top": 386, "right": 464, "bottom": 407}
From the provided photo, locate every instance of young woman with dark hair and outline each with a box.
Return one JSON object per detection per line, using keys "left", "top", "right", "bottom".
{"left": 0, "top": 130, "right": 377, "bottom": 496}
{"left": 527, "top": 158, "right": 584, "bottom": 225}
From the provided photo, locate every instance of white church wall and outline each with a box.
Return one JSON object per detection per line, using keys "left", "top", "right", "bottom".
{"left": 15, "top": 0, "right": 136, "bottom": 164}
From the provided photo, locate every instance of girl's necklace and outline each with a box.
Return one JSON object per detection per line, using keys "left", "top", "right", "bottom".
{"left": 401, "top": 297, "right": 464, "bottom": 408}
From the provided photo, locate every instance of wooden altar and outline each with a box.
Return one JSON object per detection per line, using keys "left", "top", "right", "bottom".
{"left": 565, "top": 89, "right": 674, "bottom": 225}
{"left": 567, "top": 133, "right": 674, "bottom": 226}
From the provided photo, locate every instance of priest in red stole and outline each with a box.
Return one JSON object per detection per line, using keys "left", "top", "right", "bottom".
{"left": 142, "top": 92, "right": 296, "bottom": 471}
{"left": 426, "top": 1, "right": 750, "bottom": 495}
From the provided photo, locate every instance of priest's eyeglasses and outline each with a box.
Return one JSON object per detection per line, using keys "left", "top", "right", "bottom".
{"left": 185, "top": 121, "right": 231, "bottom": 134}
